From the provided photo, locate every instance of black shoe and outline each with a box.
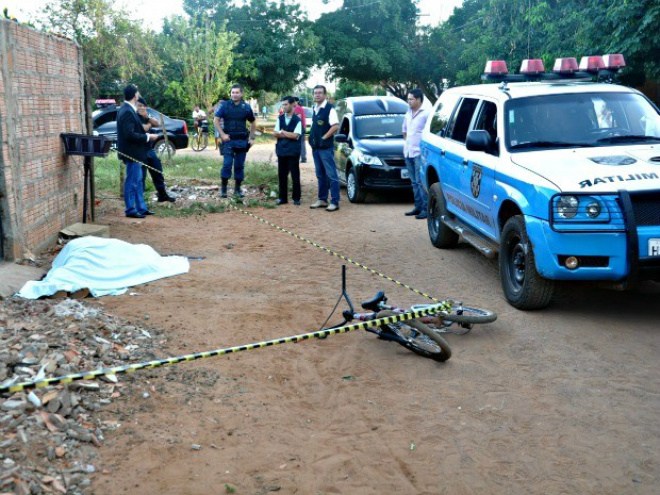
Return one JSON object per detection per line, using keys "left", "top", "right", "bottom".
{"left": 405, "top": 209, "right": 421, "bottom": 216}
{"left": 415, "top": 213, "right": 428, "bottom": 220}
{"left": 276, "top": 199, "right": 288, "bottom": 205}
{"left": 142, "top": 210, "right": 155, "bottom": 216}
{"left": 293, "top": 200, "right": 301, "bottom": 205}
{"left": 126, "top": 213, "right": 146, "bottom": 219}
{"left": 157, "top": 193, "right": 176, "bottom": 203}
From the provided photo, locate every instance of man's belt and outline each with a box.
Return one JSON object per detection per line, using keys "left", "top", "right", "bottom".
{"left": 225, "top": 132, "right": 249, "bottom": 140}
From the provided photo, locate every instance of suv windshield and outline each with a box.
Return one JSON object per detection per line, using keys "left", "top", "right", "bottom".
{"left": 354, "top": 114, "right": 405, "bottom": 139}
{"left": 506, "top": 92, "right": 660, "bottom": 151}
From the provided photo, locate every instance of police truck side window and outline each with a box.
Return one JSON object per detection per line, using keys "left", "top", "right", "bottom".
{"left": 430, "top": 93, "right": 460, "bottom": 136}
{"left": 447, "top": 98, "right": 479, "bottom": 143}
{"left": 474, "top": 101, "right": 498, "bottom": 151}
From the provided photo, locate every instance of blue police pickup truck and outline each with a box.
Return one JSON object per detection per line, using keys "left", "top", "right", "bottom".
{"left": 419, "top": 55, "right": 660, "bottom": 309}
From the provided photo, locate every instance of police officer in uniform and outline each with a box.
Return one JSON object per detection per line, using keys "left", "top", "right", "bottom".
{"left": 214, "top": 84, "right": 256, "bottom": 198}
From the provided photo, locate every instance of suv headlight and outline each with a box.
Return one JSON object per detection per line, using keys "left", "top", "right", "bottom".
{"left": 353, "top": 149, "right": 383, "bottom": 166}
{"left": 551, "top": 194, "right": 613, "bottom": 227}
{"left": 556, "top": 195, "right": 579, "bottom": 219}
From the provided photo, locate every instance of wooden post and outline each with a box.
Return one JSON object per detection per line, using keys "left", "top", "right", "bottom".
{"left": 83, "top": 81, "right": 95, "bottom": 221}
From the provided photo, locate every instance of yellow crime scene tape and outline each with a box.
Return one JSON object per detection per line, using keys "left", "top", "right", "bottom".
{"left": 2, "top": 151, "right": 458, "bottom": 395}
{"left": 0, "top": 305, "right": 446, "bottom": 394}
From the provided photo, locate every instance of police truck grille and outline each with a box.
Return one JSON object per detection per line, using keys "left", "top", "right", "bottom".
{"left": 383, "top": 158, "right": 406, "bottom": 168}
{"left": 630, "top": 192, "right": 660, "bottom": 226}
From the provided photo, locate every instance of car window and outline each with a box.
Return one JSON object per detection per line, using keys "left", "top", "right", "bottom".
{"left": 446, "top": 98, "right": 479, "bottom": 143}
{"left": 429, "top": 93, "right": 461, "bottom": 136}
{"left": 94, "top": 110, "right": 116, "bottom": 128}
{"left": 353, "top": 114, "right": 405, "bottom": 139}
{"left": 339, "top": 117, "right": 350, "bottom": 136}
{"left": 473, "top": 100, "right": 498, "bottom": 144}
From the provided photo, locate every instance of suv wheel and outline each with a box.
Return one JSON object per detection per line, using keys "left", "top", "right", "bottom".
{"left": 427, "top": 182, "right": 459, "bottom": 248}
{"left": 347, "top": 168, "right": 366, "bottom": 203}
{"left": 500, "top": 215, "right": 554, "bottom": 310}
{"left": 155, "top": 139, "right": 176, "bottom": 158}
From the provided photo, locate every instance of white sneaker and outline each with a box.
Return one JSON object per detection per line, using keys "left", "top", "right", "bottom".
{"left": 325, "top": 204, "right": 339, "bottom": 212}
{"left": 310, "top": 200, "right": 328, "bottom": 209}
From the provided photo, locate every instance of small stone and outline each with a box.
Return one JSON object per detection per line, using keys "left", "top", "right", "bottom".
{"left": 1, "top": 399, "right": 27, "bottom": 411}
{"left": 191, "top": 444, "right": 202, "bottom": 450}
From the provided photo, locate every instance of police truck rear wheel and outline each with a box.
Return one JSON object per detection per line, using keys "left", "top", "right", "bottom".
{"left": 500, "top": 215, "right": 554, "bottom": 310}
{"left": 427, "top": 182, "right": 459, "bottom": 248}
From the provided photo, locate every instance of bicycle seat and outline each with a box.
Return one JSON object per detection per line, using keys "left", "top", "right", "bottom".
{"left": 361, "top": 291, "right": 386, "bottom": 311}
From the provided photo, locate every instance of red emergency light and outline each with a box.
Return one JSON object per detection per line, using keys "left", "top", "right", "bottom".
{"left": 602, "top": 54, "right": 626, "bottom": 70}
{"left": 552, "top": 57, "right": 578, "bottom": 74}
{"left": 579, "top": 55, "right": 605, "bottom": 73}
{"left": 520, "top": 59, "right": 545, "bottom": 75}
{"left": 484, "top": 60, "right": 508, "bottom": 76}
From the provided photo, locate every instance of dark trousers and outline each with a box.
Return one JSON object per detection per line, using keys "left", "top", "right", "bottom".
{"left": 141, "top": 149, "right": 165, "bottom": 192}
{"left": 277, "top": 155, "right": 301, "bottom": 202}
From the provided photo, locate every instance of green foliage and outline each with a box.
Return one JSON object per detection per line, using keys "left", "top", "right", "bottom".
{"left": 335, "top": 80, "right": 386, "bottom": 99}
{"left": 314, "top": 0, "right": 419, "bottom": 99}
{"left": 185, "top": 0, "right": 319, "bottom": 94}
{"left": 42, "top": 0, "right": 160, "bottom": 93}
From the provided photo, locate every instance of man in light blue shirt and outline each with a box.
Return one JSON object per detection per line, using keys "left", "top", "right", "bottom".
{"left": 402, "top": 89, "right": 430, "bottom": 219}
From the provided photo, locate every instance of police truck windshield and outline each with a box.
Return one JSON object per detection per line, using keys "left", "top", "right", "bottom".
{"left": 506, "top": 92, "right": 660, "bottom": 151}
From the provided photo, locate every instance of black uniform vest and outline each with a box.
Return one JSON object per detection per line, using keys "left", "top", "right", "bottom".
{"left": 222, "top": 100, "right": 251, "bottom": 138}
{"left": 309, "top": 103, "right": 334, "bottom": 150}
{"left": 276, "top": 114, "right": 302, "bottom": 157}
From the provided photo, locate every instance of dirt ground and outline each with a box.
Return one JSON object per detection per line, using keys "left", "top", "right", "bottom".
{"left": 87, "top": 143, "right": 660, "bottom": 494}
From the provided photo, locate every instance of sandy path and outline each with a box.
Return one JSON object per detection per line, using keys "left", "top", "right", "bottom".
{"left": 89, "top": 149, "right": 660, "bottom": 495}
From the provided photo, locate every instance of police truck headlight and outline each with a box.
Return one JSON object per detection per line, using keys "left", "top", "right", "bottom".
{"left": 556, "top": 195, "right": 579, "bottom": 219}
{"left": 586, "top": 201, "right": 602, "bottom": 218}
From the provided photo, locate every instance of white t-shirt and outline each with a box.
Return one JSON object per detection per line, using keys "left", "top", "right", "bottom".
{"left": 192, "top": 109, "right": 207, "bottom": 119}
{"left": 274, "top": 114, "right": 302, "bottom": 136}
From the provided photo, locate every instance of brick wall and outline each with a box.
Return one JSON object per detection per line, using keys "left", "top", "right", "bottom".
{"left": 0, "top": 20, "right": 85, "bottom": 260}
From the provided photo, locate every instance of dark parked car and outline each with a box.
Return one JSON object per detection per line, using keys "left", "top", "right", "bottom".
{"left": 92, "top": 106, "right": 189, "bottom": 157}
{"left": 334, "top": 96, "right": 411, "bottom": 203}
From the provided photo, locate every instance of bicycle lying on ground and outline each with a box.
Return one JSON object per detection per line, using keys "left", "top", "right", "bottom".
{"left": 322, "top": 267, "right": 497, "bottom": 362}
{"left": 191, "top": 119, "right": 210, "bottom": 151}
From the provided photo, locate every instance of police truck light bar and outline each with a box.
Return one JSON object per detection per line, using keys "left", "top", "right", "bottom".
{"left": 553, "top": 57, "right": 578, "bottom": 74}
{"left": 579, "top": 55, "right": 605, "bottom": 73}
{"left": 602, "top": 54, "right": 626, "bottom": 70}
{"left": 484, "top": 60, "right": 508, "bottom": 76}
{"left": 520, "top": 59, "right": 545, "bottom": 75}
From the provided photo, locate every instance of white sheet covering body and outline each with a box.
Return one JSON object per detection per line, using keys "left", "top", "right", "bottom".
{"left": 17, "top": 236, "right": 190, "bottom": 299}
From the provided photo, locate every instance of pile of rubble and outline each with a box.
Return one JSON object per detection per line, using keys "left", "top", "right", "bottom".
{"left": 157, "top": 179, "right": 277, "bottom": 209}
{"left": 0, "top": 298, "right": 166, "bottom": 494}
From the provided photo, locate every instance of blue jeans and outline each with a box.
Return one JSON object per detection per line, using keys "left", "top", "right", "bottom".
{"left": 312, "top": 147, "right": 340, "bottom": 205}
{"left": 220, "top": 141, "right": 247, "bottom": 181}
{"left": 124, "top": 161, "right": 148, "bottom": 216}
{"left": 405, "top": 155, "right": 427, "bottom": 212}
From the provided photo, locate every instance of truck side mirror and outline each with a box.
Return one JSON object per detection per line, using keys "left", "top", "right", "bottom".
{"left": 335, "top": 134, "right": 348, "bottom": 143}
{"left": 466, "top": 130, "right": 493, "bottom": 153}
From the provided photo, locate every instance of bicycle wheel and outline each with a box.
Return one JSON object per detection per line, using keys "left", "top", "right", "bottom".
{"left": 201, "top": 133, "right": 209, "bottom": 151}
{"left": 439, "top": 305, "right": 497, "bottom": 325}
{"left": 191, "top": 133, "right": 202, "bottom": 151}
{"left": 377, "top": 311, "right": 451, "bottom": 362}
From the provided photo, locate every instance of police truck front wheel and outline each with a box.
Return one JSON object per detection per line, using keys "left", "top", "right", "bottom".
{"left": 427, "top": 183, "right": 459, "bottom": 248}
{"left": 500, "top": 215, "right": 554, "bottom": 310}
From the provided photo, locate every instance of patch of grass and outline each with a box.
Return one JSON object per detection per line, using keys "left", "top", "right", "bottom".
{"left": 94, "top": 153, "right": 278, "bottom": 191}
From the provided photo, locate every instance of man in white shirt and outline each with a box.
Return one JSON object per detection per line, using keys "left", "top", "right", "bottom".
{"left": 192, "top": 105, "right": 207, "bottom": 133}
{"left": 402, "top": 89, "right": 430, "bottom": 219}
{"left": 309, "top": 85, "right": 340, "bottom": 212}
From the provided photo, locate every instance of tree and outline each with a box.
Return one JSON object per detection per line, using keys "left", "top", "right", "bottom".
{"left": 184, "top": 0, "right": 319, "bottom": 94}
{"left": 42, "top": 0, "right": 160, "bottom": 94}
{"left": 335, "top": 79, "right": 385, "bottom": 99}
{"left": 314, "top": 0, "right": 420, "bottom": 100}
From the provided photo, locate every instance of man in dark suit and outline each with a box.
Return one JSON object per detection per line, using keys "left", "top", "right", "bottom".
{"left": 117, "top": 84, "right": 158, "bottom": 218}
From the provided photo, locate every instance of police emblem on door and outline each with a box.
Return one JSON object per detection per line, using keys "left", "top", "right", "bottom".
{"left": 470, "top": 165, "right": 482, "bottom": 198}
